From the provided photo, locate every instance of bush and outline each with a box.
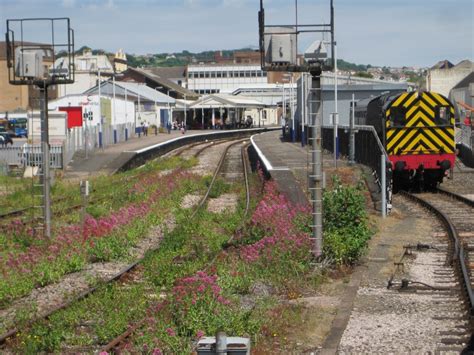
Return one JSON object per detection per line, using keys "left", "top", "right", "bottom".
{"left": 322, "top": 177, "right": 372, "bottom": 264}
{"left": 323, "top": 226, "right": 371, "bottom": 264}
{"left": 323, "top": 178, "right": 367, "bottom": 230}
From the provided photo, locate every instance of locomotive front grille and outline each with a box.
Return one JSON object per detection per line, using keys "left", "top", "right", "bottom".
{"left": 385, "top": 92, "right": 455, "bottom": 156}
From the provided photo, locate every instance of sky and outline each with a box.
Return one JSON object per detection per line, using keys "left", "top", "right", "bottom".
{"left": 0, "top": 0, "right": 472, "bottom": 67}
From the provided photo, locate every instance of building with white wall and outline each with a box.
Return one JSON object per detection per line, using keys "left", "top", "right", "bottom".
{"left": 55, "top": 50, "right": 115, "bottom": 97}
{"left": 426, "top": 60, "right": 473, "bottom": 97}
{"left": 84, "top": 81, "right": 175, "bottom": 128}
{"left": 187, "top": 64, "right": 268, "bottom": 94}
{"left": 295, "top": 73, "right": 410, "bottom": 128}
{"left": 48, "top": 94, "right": 135, "bottom": 127}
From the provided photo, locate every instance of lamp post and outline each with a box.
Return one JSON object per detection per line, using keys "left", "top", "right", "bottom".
{"left": 282, "top": 83, "right": 286, "bottom": 125}
{"left": 184, "top": 94, "right": 187, "bottom": 131}
{"left": 291, "top": 74, "right": 295, "bottom": 142}
{"left": 201, "top": 95, "right": 204, "bottom": 129}
{"left": 98, "top": 67, "right": 102, "bottom": 148}
{"left": 301, "top": 72, "right": 306, "bottom": 147}
{"left": 137, "top": 93, "right": 141, "bottom": 136}
{"left": 167, "top": 89, "right": 173, "bottom": 129}
{"left": 153, "top": 87, "right": 160, "bottom": 128}
{"left": 93, "top": 58, "right": 109, "bottom": 149}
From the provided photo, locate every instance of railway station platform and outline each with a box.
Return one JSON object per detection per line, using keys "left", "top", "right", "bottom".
{"left": 64, "top": 128, "right": 277, "bottom": 181}
{"left": 64, "top": 130, "right": 199, "bottom": 180}
{"left": 251, "top": 129, "right": 346, "bottom": 206}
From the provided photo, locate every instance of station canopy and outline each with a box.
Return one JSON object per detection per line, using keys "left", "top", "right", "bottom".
{"left": 85, "top": 81, "right": 175, "bottom": 105}
{"left": 188, "top": 94, "right": 267, "bottom": 110}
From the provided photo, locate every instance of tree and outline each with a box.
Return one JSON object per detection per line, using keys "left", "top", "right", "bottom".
{"left": 354, "top": 72, "right": 373, "bottom": 79}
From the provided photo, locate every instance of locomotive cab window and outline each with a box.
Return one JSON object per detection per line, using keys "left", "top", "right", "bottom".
{"left": 390, "top": 107, "right": 406, "bottom": 127}
{"left": 435, "top": 107, "right": 450, "bottom": 125}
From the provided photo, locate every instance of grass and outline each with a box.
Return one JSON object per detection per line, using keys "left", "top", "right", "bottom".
{"left": 8, "top": 176, "right": 248, "bottom": 352}
{"left": 0, "top": 157, "right": 201, "bottom": 310}
{"left": 5, "top": 157, "right": 374, "bottom": 353}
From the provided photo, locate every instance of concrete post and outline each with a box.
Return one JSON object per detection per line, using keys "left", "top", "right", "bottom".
{"left": 40, "top": 85, "right": 51, "bottom": 238}
{"left": 216, "top": 331, "right": 227, "bottom": 354}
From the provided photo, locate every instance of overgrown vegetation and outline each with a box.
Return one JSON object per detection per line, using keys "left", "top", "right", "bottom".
{"left": 6, "top": 161, "right": 373, "bottom": 352}
{"left": 0, "top": 157, "right": 197, "bottom": 309}
{"left": 323, "top": 177, "right": 372, "bottom": 264}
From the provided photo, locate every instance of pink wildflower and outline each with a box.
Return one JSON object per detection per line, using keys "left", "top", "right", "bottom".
{"left": 196, "top": 330, "right": 205, "bottom": 338}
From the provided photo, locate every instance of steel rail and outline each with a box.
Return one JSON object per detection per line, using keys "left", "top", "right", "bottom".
{"left": 102, "top": 139, "right": 252, "bottom": 352}
{"left": 436, "top": 187, "right": 474, "bottom": 208}
{"left": 0, "top": 138, "right": 239, "bottom": 348}
{"left": 191, "top": 138, "right": 247, "bottom": 218}
{"left": 399, "top": 191, "right": 474, "bottom": 318}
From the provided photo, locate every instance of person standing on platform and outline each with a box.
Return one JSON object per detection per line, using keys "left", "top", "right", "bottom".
{"left": 281, "top": 114, "right": 286, "bottom": 138}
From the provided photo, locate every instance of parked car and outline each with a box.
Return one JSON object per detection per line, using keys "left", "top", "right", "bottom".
{"left": 0, "top": 132, "right": 13, "bottom": 147}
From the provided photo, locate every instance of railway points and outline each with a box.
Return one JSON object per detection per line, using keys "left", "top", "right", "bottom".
{"left": 1, "top": 1, "right": 472, "bottom": 352}
{"left": 1, "top": 117, "right": 473, "bottom": 352}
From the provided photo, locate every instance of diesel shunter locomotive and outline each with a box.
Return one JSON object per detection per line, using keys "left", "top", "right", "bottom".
{"left": 355, "top": 91, "right": 456, "bottom": 191}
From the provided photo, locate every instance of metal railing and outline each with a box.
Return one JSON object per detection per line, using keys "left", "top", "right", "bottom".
{"left": 0, "top": 144, "right": 63, "bottom": 169}
{"left": 457, "top": 124, "right": 473, "bottom": 149}
{"left": 1, "top": 122, "right": 136, "bottom": 172}
{"left": 456, "top": 124, "right": 474, "bottom": 168}
{"left": 322, "top": 124, "right": 390, "bottom": 180}
{"left": 322, "top": 124, "right": 392, "bottom": 211}
{"left": 63, "top": 122, "right": 136, "bottom": 167}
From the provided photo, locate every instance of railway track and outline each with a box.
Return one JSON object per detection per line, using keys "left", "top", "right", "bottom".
{"left": 0, "top": 142, "right": 214, "bottom": 227}
{"left": 0, "top": 139, "right": 229, "bottom": 224}
{"left": 0, "top": 137, "right": 253, "bottom": 352}
{"left": 396, "top": 189, "right": 474, "bottom": 352}
{"left": 102, "top": 139, "right": 252, "bottom": 352}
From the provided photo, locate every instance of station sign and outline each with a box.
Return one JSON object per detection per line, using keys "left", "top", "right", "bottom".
{"left": 83, "top": 111, "right": 93, "bottom": 121}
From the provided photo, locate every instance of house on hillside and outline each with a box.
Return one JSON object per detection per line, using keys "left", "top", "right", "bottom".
{"left": 54, "top": 49, "right": 114, "bottom": 97}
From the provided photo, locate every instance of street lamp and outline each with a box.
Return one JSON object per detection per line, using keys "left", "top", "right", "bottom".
{"left": 184, "top": 94, "right": 187, "bottom": 131}
{"left": 154, "top": 87, "right": 160, "bottom": 128}
{"left": 168, "top": 89, "right": 173, "bottom": 130}
{"left": 201, "top": 95, "right": 204, "bottom": 129}
{"left": 92, "top": 58, "right": 113, "bottom": 149}
{"left": 332, "top": 41, "right": 339, "bottom": 167}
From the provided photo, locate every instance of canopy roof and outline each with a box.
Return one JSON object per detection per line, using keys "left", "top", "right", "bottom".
{"left": 188, "top": 94, "right": 267, "bottom": 110}
{"left": 84, "top": 81, "right": 175, "bottom": 105}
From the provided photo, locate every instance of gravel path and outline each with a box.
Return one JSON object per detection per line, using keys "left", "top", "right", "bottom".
{"left": 442, "top": 159, "right": 474, "bottom": 196}
{"left": 338, "top": 195, "right": 470, "bottom": 354}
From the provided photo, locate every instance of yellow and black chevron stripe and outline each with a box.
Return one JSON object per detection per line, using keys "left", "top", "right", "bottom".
{"left": 385, "top": 92, "right": 455, "bottom": 155}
